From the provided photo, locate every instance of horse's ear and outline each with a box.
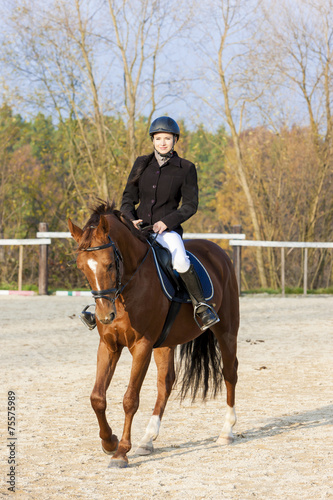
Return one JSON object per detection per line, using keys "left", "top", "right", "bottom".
{"left": 96, "top": 215, "right": 109, "bottom": 236}
{"left": 68, "top": 218, "right": 83, "bottom": 243}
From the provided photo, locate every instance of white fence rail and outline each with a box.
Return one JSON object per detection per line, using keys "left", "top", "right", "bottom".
{"left": 0, "top": 239, "right": 51, "bottom": 245}
{"left": 37, "top": 232, "right": 72, "bottom": 238}
{"left": 35, "top": 230, "right": 245, "bottom": 295}
{"left": 229, "top": 240, "right": 333, "bottom": 249}
{"left": 37, "top": 231, "right": 246, "bottom": 240}
{"left": 0, "top": 238, "right": 51, "bottom": 292}
{"left": 3, "top": 228, "right": 331, "bottom": 296}
{"left": 183, "top": 233, "right": 245, "bottom": 240}
{"left": 229, "top": 240, "right": 333, "bottom": 296}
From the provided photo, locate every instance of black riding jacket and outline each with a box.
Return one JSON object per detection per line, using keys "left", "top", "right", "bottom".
{"left": 120, "top": 152, "right": 198, "bottom": 235}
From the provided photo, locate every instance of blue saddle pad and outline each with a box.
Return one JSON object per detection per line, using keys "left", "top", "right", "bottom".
{"left": 151, "top": 247, "right": 214, "bottom": 303}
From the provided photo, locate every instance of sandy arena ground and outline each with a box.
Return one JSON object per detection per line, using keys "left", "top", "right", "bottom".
{"left": 1, "top": 295, "right": 332, "bottom": 499}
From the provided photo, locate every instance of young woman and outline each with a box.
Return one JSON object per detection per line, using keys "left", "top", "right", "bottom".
{"left": 120, "top": 116, "right": 220, "bottom": 331}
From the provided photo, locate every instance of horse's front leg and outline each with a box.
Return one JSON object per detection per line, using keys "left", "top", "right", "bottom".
{"left": 136, "top": 346, "right": 175, "bottom": 455}
{"left": 109, "top": 339, "right": 153, "bottom": 468}
{"left": 90, "top": 339, "right": 122, "bottom": 454}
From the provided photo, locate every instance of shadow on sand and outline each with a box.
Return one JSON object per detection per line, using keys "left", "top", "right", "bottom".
{"left": 125, "top": 404, "right": 333, "bottom": 467}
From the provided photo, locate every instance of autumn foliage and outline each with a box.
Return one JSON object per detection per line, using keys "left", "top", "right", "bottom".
{"left": 1, "top": 1, "right": 333, "bottom": 291}
{"left": 0, "top": 106, "right": 332, "bottom": 291}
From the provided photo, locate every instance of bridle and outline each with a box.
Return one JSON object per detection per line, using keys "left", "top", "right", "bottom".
{"left": 81, "top": 229, "right": 151, "bottom": 305}
{"left": 82, "top": 235, "right": 123, "bottom": 304}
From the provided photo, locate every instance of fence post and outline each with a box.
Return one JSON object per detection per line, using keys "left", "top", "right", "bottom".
{"left": 281, "top": 247, "right": 285, "bottom": 297}
{"left": 304, "top": 248, "right": 308, "bottom": 296}
{"left": 18, "top": 245, "right": 23, "bottom": 291}
{"left": 39, "top": 222, "right": 49, "bottom": 295}
{"left": 0, "top": 228, "right": 4, "bottom": 263}
{"left": 232, "top": 225, "right": 242, "bottom": 295}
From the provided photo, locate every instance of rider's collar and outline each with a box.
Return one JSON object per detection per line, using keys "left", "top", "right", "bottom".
{"left": 153, "top": 150, "right": 181, "bottom": 167}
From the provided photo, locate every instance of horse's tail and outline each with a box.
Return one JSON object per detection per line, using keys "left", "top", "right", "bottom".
{"left": 176, "top": 330, "right": 223, "bottom": 402}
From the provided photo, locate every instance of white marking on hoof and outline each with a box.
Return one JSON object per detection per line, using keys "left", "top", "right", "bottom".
{"left": 135, "top": 443, "right": 154, "bottom": 456}
{"left": 102, "top": 445, "right": 115, "bottom": 455}
{"left": 216, "top": 434, "right": 234, "bottom": 445}
{"left": 217, "top": 405, "right": 236, "bottom": 445}
{"left": 136, "top": 415, "right": 161, "bottom": 455}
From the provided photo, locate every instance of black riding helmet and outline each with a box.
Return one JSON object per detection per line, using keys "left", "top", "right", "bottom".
{"left": 149, "top": 116, "right": 180, "bottom": 140}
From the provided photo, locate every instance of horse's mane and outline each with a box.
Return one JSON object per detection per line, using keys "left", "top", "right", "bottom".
{"left": 78, "top": 199, "right": 147, "bottom": 250}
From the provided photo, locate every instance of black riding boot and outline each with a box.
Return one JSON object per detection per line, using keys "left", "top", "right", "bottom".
{"left": 79, "top": 305, "right": 96, "bottom": 330}
{"left": 179, "top": 264, "right": 220, "bottom": 331}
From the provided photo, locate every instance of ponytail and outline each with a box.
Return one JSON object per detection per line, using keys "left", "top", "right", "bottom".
{"left": 129, "top": 152, "right": 154, "bottom": 184}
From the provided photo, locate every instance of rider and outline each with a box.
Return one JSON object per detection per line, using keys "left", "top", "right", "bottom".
{"left": 81, "top": 116, "right": 220, "bottom": 331}
{"left": 120, "top": 116, "right": 220, "bottom": 331}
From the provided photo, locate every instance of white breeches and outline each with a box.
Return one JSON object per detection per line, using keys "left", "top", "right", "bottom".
{"left": 156, "top": 231, "right": 190, "bottom": 273}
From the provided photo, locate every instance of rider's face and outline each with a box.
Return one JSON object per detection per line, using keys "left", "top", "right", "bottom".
{"left": 153, "top": 133, "right": 176, "bottom": 154}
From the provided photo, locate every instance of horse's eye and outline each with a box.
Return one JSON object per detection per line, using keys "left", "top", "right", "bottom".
{"left": 107, "top": 263, "right": 113, "bottom": 271}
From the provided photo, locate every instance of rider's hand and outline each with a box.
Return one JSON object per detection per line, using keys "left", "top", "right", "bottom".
{"left": 132, "top": 219, "right": 143, "bottom": 229}
{"left": 153, "top": 221, "right": 167, "bottom": 234}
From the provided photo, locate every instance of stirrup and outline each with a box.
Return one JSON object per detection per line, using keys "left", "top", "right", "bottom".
{"left": 79, "top": 304, "right": 96, "bottom": 330}
{"left": 193, "top": 303, "right": 220, "bottom": 332}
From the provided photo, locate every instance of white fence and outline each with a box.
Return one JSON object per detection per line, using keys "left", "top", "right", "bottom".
{"left": 0, "top": 238, "right": 51, "bottom": 292}
{"left": 36, "top": 232, "right": 246, "bottom": 240}
{"left": 2, "top": 229, "right": 331, "bottom": 296}
{"left": 229, "top": 240, "right": 333, "bottom": 296}
{"left": 35, "top": 231, "right": 245, "bottom": 295}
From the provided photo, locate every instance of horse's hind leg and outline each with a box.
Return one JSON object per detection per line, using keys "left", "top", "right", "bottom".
{"left": 90, "top": 340, "right": 122, "bottom": 454}
{"left": 217, "top": 359, "right": 238, "bottom": 445}
{"left": 213, "top": 321, "right": 238, "bottom": 445}
{"left": 136, "top": 346, "right": 175, "bottom": 456}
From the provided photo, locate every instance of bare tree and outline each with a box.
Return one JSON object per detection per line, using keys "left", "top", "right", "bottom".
{"left": 1, "top": 0, "right": 193, "bottom": 211}
{"left": 260, "top": 0, "right": 333, "bottom": 286}
{"left": 104, "top": 0, "right": 194, "bottom": 164}
{"left": 195, "top": 0, "right": 269, "bottom": 287}
{"left": 2, "top": 0, "right": 117, "bottom": 208}
{"left": 262, "top": 0, "right": 333, "bottom": 239}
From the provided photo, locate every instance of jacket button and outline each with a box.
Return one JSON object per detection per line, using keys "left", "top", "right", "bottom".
{"left": 152, "top": 185, "right": 156, "bottom": 189}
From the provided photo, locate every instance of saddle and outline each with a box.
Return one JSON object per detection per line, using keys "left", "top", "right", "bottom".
{"left": 150, "top": 239, "right": 214, "bottom": 303}
{"left": 148, "top": 237, "right": 214, "bottom": 349}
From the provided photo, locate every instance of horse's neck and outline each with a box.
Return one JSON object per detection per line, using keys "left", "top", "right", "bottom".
{"left": 108, "top": 215, "right": 147, "bottom": 274}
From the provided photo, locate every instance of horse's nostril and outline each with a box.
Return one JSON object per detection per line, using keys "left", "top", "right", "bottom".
{"left": 98, "top": 313, "right": 115, "bottom": 324}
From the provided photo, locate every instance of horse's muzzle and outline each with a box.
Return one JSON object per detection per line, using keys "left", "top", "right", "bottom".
{"left": 98, "top": 312, "right": 116, "bottom": 324}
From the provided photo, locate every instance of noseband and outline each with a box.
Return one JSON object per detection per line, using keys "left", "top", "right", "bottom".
{"left": 83, "top": 235, "right": 123, "bottom": 303}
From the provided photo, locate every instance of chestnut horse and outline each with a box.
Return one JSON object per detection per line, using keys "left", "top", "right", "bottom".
{"left": 68, "top": 201, "right": 239, "bottom": 468}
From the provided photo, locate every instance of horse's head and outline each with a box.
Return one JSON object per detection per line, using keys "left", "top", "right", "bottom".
{"left": 68, "top": 215, "right": 122, "bottom": 325}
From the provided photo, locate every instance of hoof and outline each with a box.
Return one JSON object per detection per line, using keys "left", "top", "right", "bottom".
{"left": 108, "top": 457, "right": 128, "bottom": 469}
{"left": 216, "top": 434, "right": 234, "bottom": 445}
{"left": 135, "top": 443, "right": 154, "bottom": 456}
{"left": 102, "top": 436, "right": 118, "bottom": 455}
{"left": 102, "top": 444, "right": 115, "bottom": 455}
